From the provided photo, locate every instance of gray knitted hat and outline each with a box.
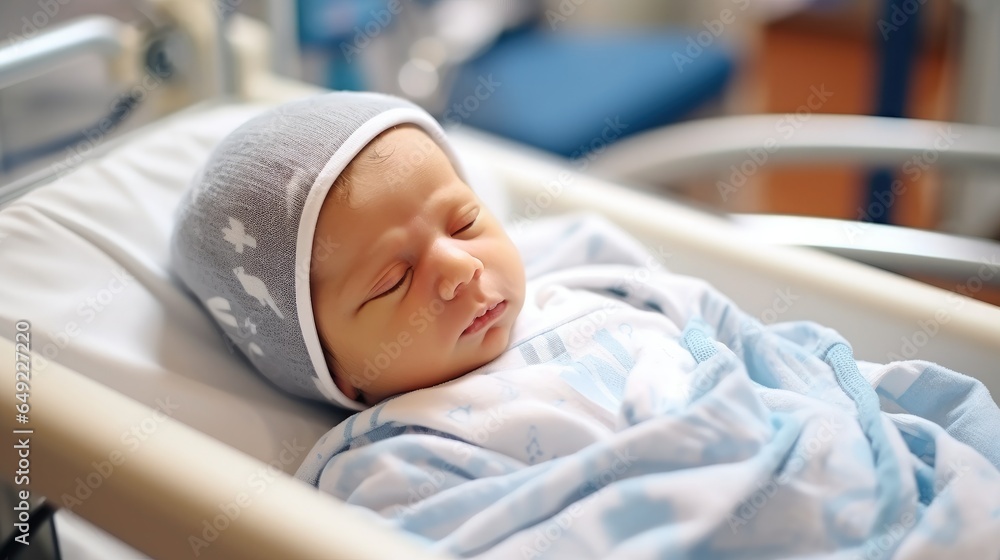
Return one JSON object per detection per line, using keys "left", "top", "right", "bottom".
{"left": 170, "top": 91, "right": 466, "bottom": 410}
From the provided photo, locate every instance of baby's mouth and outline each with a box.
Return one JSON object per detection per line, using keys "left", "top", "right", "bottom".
{"left": 462, "top": 300, "right": 506, "bottom": 336}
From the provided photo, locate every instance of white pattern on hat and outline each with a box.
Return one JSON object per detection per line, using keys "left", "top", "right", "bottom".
{"left": 234, "top": 266, "right": 285, "bottom": 319}
{"left": 206, "top": 296, "right": 238, "bottom": 327}
{"left": 222, "top": 217, "right": 257, "bottom": 253}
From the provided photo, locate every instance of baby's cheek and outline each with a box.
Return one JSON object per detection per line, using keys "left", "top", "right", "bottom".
{"left": 404, "top": 304, "right": 444, "bottom": 338}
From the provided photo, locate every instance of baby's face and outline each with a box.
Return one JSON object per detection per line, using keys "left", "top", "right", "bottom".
{"left": 310, "top": 125, "right": 526, "bottom": 405}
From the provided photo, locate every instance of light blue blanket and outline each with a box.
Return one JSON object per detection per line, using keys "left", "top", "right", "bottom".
{"left": 296, "top": 214, "right": 1000, "bottom": 559}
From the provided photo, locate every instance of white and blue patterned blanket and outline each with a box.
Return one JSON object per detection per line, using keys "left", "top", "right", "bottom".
{"left": 296, "top": 214, "right": 1000, "bottom": 559}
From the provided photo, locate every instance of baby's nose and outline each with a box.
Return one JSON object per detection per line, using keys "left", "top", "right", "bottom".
{"left": 440, "top": 263, "right": 482, "bottom": 301}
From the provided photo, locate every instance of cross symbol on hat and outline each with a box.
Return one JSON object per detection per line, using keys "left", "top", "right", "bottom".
{"left": 222, "top": 216, "right": 257, "bottom": 253}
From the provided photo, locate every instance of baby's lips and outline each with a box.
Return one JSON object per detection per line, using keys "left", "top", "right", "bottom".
{"left": 462, "top": 299, "right": 507, "bottom": 337}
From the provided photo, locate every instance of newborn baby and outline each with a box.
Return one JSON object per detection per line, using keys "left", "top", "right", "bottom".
{"left": 171, "top": 91, "right": 526, "bottom": 410}
{"left": 171, "top": 92, "right": 1000, "bottom": 559}
{"left": 308, "top": 123, "right": 525, "bottom": 406}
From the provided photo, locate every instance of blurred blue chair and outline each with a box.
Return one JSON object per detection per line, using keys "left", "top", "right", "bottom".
{"left": 296, "top": 0, "right": 736, "bottom": 159}
{"left": 445, "top": 26, "right": 735, "bottom": 158}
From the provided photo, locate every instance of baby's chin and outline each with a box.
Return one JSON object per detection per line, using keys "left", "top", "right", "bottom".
{"left": 478, "top": 340, "right": 509, "bottom": 369}
{"left": 470, "top": 308, "right": 519, "bottom": 367}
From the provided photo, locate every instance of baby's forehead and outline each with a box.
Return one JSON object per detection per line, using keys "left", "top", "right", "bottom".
{"left": 334, "top": 125, "right": 458, "bottom": 208}
{"left": 312, "top": 131, "right": 466, "bottom": 258}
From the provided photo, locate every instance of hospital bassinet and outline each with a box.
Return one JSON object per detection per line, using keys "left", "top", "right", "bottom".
{"left": 2, "top": 5, "right": 1000, "bottom": 559}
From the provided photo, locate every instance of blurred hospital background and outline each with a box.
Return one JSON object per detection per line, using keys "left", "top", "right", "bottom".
{"left": 1, "top": 0, "right": 998, "bottom": 304}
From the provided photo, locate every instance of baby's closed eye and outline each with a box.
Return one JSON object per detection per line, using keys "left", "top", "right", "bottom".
{"left": 453, "top": 209, "right": 480, "bottom": 236}
{"left": 372, "top": 268, "right": 411, "bottom": 301}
